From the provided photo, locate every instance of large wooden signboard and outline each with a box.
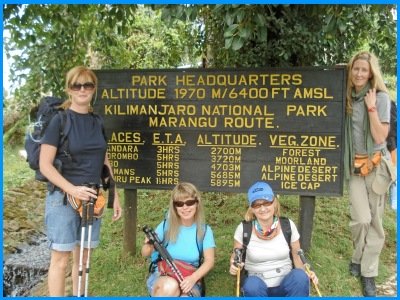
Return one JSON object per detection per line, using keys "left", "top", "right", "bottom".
{"left": 94, "top": 67, "right": 346, "bottom": 196}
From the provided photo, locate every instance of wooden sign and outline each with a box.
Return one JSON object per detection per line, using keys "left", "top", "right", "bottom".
{"left": 94, "top": 67, "right": 346, "bottom": 196}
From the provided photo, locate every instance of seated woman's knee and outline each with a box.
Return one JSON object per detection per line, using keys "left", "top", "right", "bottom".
{"left": 282, "top": 268, "right": 310, "bottom": 296}
{"left": 242, "top": 275, "right": 267, "bottom": 296}
{"left": 152, "top": 276, "right": 180, "bottom": 296}
{"left": 292, "top": 268, "right": 309, "bottom": 281}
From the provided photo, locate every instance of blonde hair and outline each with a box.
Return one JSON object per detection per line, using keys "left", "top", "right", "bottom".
{"left": 166, "top": 182, "right": 205, "bottom": 243}
{"left": 61, "top": 66, "right": 98, "bottom": 111}
{"left": 345, "top": 51, "right": 388, "bottom": 113}
{"left": 244, "top": 196, "right": 281, "bottom": 222}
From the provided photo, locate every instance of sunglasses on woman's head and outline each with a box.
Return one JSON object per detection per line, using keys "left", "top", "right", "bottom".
{"left": 173, "top": 199, "right": 198, "bottom": 208}
{"left": 70, "top": 82, "right": 95, "bottom": 91}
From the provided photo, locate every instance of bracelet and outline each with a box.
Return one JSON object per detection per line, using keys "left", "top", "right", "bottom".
{"left": 368, "top": 106, "right": 377, "bottom": 112}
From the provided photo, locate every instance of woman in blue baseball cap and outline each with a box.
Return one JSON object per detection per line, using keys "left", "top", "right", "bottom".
{"left": 228, "top": 181, "right": 318, "bottom": 297}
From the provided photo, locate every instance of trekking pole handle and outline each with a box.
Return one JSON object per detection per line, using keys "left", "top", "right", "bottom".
{"left": 143, "top": 225, "right": 164, "bottom": 247}
{"left": 83, "top": 182, "right": 101, "bottom": 193}
{"left": 142, "top": 226, "right": 181, "bottom": 273}
{"left": 297, "top": 249, "right": 322, "bottom": 297}
{"left": 81, "top": 201, "right": 88, "bottom": 226}
{"left": 233, "top": 248, "right": 243, "bottom": 267}
{"left": 297, "top": 249, "right": 309, "bottom": 267}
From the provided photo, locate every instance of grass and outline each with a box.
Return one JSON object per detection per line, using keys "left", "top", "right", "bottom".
{"left": 3, "top": 146, "right": 35, "bottom": 190}
{"left": 88, "top": 188, "right": 397, "bottom": 296}
{"left": 3, "top": 144, "right": 397, "bottom": 296}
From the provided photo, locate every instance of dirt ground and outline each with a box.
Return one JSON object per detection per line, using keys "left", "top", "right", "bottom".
{"left": 3, "top": 179, "right": 73, "bottom": 296}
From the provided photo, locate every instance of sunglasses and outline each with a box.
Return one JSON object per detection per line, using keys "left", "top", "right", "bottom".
{"left": 251, "top": 200, "right": 274, "bottom": 209}
{"left": 70, "top": 82, "right": 95, "bottom": 91}
{"left": 173, "top": 199, "right": 198, "bottom": 208}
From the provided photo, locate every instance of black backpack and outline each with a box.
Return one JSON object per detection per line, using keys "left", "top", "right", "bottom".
{"left": 24, "top": 97, "right": 72, "bottom": 182}
{"left": 387, "top": 100, "right": 397, "bottom": 152}
{"left": 239, "top": 217, "right": 292, "bottom": 290}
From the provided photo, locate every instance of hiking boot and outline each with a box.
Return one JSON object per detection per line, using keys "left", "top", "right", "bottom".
{"left": 349, "top": 262, "right": 361, "bottom": 277}
{"left": 361, "top": 276, "right": 376, "bottom": 297}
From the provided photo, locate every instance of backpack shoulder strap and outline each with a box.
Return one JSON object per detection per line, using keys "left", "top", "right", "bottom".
{"left": 196, "top": 224, "right": 208, "bottom": 297}
{"left": 279, "top": 216, "right": 292, "bottom": 246}
{"left": 196, "top": 224, "right": 208, "bottom": 262}
{"left": 242, "top": 220, "right": 252, "bottom": 249}
{"left": 161, "top": 218, "right": 167, "bottom": 246}
{"left": 57, "top": 110, "right": 72, "bottom": 161}
{"left": 58, "top": 111, "right": 67, "bottom": 139}
{"left": 241, "top": 220, "right": 252, "bottom": 262}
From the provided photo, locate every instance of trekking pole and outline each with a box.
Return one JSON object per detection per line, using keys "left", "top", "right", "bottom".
{"left": 83, "top": 183, "right": 99, "bottom": 297}
{"left": 84, "top": 198, "right": 95, "bottom": 297}
{"left": 297, "top": 249, "right": 322, "bottom": 297}
{"left": 77, "top": 202, "right": 88, "bottom": 297}
{"left": 143, "top": 225, "right": 199, "bottom": 297}
{"left": 233, "top": 248, "right": 243, "bottom": 297}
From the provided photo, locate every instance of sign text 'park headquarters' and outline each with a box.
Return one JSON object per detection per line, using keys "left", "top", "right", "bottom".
{"left": 94, "top": 68, "right": 346, "bottom": 196}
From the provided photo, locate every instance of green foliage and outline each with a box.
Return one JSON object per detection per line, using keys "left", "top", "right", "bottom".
{"left": 96, "top": 7, "right": 198, "bottom": 69}
{"left": 87, "top": 189, "right": 396, "bottom": 296}
{"left": 158, "top": 4, "right": 396, "bottom": 71}
{"left": 3, "top": 4, "right": 197, "bottom": 112}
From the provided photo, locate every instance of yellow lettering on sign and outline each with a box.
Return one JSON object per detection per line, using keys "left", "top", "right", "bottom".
{"left": 129, "top": 176, "right": 152, "bottom": 184}
{"left": 131, "top": 75, "right": 167, "bottom": 86}
{"left": 114, "top": 176, "right": 127, "bottom": 183}
{"left": 110, "top": 132, "right": 142, "bottom": 143}
{"left": 113, "top": 168, "right": 136, "bottom": 176}
{"left": 300, "top": 135, "right": 336, "bottom": 148}
{"left": 197, "top": 134, "right": 256, "bottom": 146}
{"left": 287, "top": 105, "right": 327, "bottom": 116}
{"left": 281, "top": 181, "right": 298, "bottom": 189}
{"left": 101, "top": 88, "right": 166, "bottom": 100}
{"left": 149, "top": 117, "right": 217, "bottom": 128}
{"left": 108, "top": 145, "right": 139, "bottom": 152}
{"left": 300, "top": 182, "right": 320, "bottom": 190}
{"left": 156, "top": 153, "right": 180, "bottom": 161}
{"left": 224, "top": 117, "right": 274, "bottom": 129}
{"left": 293, "top": 88, "right": 333, "bottom": 99}
{"left": 156, "top": 162, "right": 180, "bottom": 169}
{"left": 156, "top": 169, "right": 180, "bottom": 177}
{"left": 156, "top": 178, "right": 179, "bottom": 185}
{"left": 269, "top": 135, "right": 297, "bottom": 146}
{"left": 282, "top": 149, "right": 321, "bottom": 157}
{"left": 153, "top": 133, "right": 184, "bottom": 145}
{"left": 174, "top": 73, "right": 303, "bottom": 86}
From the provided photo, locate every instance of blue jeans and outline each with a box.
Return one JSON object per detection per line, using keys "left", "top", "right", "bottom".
{"left": 242, "top": 268, "right": 310, "bottom": 297}
{"left": 45, "top": 190, "right": 102, "bottom": 251}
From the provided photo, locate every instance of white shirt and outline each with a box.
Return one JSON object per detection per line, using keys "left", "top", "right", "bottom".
{"left": 234, "top": 219, "right": 300, "bottom": 287}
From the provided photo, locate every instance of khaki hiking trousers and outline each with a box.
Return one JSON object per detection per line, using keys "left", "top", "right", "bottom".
{"left": 349, "top": 170, "right": 386, "bottom": 278}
